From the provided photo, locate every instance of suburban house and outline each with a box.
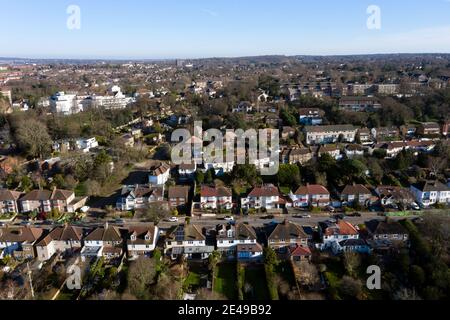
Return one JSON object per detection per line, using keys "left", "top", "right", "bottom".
{"left": 400, "top": 125, "right": 417, "bottom": 137}
{"left": 116, "top": 185, "right": 164, "bottom": 211}
{"left": 216, "top": 223, "right": 260, "bottom": 261}
{"left": 81, "top": 224, "right": 124, "bottom": 261}
{"left": 267, "top": 220, "right": 309, "bottom": 254}
{"left": 289, "top": 245, "right": 312, "bottom": 262}
{"left": 200, "top": 185, "right": 233, "bottom": 210}
{"left": 237, "top": 243, "right": 264, "bottom": 262}
{"left": 148, "top": 162, "right": 171, "bottom": 186}
{"left": 241, "top": 184, "right": 282, "bottom": 210}
{"left": 319, "top": 220, "right": 359, "bottom": 250}
{"left": 417, "top": 122, "right": 441, "bottom": 136}
{"left": 19, "top": 190, "right": 52, "bottom": 214}
{"left": 340, "top": 184, "right": 372, "bottom": 206}
{"left": 410, "top": 180, "right": 450, "bottom": 208}
{"left": 168, "top": 186, "right": 190, "bottom": 211}
{"left": 35, "top": 225, "right": 83, "bottom": 261}
{"left": 20, "top": 188, "right": 86, "bottom": 214}
{"left": 304, "top": 125, "right": 357, "bottom": 145}
{"left": 165, "top": 224, "right": 213, "bottom": 260}
{"left": 281, "top": 126, "right": 296, "bottom": 140}
{"left": 126, "top": 224, "right": 158, "bottom": 259}
{"left": 178, "top": 162, "right": 197, "bottom": 181}
{"left": 365, "top": 219, "right": 409, "bottom": 249}
{"left": 75, "top": 137, "right": 99, "bottom": 153}
{"left": 0, "top": 189, "right": 22, "bottom": 214}
{"left": 232, "top": 101, "right": 253, "bottom": 113}
{"left": 286, "top": 147, "right": 314, "bottom": 165}
{"left": 375, "top": 186, "right": 415, "bottom": 208}
{"left": 318, "top": 144, "right": 341, "bottom": 160}
{"left": 371, "top": 127, "right": 400, "bottom": 141}
{"left": 357, "top": 128, "right": 373, "bottom": 144}
{"left": 290, "top": 184, "right": 330, "bottom": 208}
{"left": 0, "top": 226, "right": 44, "bottom": 260}
{"left": 338, "top": 96, "right": 381, "bottom": 112}
{"left": 344, "top": 144, "right": 365, "bottom": 158}
{"left": 298, "top": 108, "right": 324, "bottom": 125}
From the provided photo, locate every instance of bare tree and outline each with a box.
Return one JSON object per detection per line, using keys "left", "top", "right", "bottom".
{"left": 127, "top": 257, "right": 157, "bottom": 300}
{"left": 343, "top": 252, "right": 361, "bottom": 277}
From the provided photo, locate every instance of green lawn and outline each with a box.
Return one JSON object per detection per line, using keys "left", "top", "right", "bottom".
{"left": 184, "top": 271, "right": 201, "bottom": 291}
{"left": 214, "top": 263, "right": 237, "bottom": 300}
{"left": 243, "top": 265, "right": 270, "bottom": 300}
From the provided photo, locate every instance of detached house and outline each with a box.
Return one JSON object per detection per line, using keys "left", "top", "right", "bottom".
{"left": 340, "top": 184, "right": 372, "bottom": 207}
{"left": 148, "top": 162, "right": 171, "bottom": 186}
{"left": 267, "top": 220, "right": 309, "bottom": 254}
{"left": 200, "top": 185, "right": 233, "bottom": 210}
{"left": 0, "top": 226, "right": 44, "bottom": 260}
{"left": 127, "top": 224, "right": 158, "bottom": 259}
{"left": 116, "top": 185, "right": 164, "bottom": 211}
{"left": 81, "top": 224, "right": 124, "bottom": 261}
{"left": 35, "top": 225, "right": 83, "bottom": 261}
{"left": 168, "top": 186, "right": 190, "bottom": 211}
{"left": 319, "top": 220, "right": 359, "bottom": 250}
{"left": 410, "top": 181, "right": 450, "bottom": 208}
{"left": 417, "top": 122, "right": 441, "bottom": 136}
{"left": 165, "top": 224, "right": 213, "bottom": 260}
{"left": 375, "top": 186, "right": 415, "bottom": 207}
{"left": 0, "top": 189, "right": 21, "bottom": 214}
{"left": 365, "top": 220, "right": 409, "bottom": 249}
{"left": 290, "top": 184, "right": 330, "bottom": 208}
{"left": 241, "top": 184, "right": 282, "bottom": 210}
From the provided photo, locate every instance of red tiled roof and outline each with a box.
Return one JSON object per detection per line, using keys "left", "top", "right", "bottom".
{"left": 294, "top": 184, "right": 329, "bottom": 195}
{"left": 248, "top": 184, "right": 279, "bottom": 197}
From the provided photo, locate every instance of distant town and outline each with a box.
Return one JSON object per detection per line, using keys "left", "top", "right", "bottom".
{"left": 0, "top": 54, "right": 448, "bottom": 301}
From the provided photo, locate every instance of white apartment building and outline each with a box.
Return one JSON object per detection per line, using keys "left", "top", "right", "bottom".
{"left": 50, "top": 92, "right": 82, "bottom": 115}
{"left": 304, "top": 125, "right": 357, "bottom": 145}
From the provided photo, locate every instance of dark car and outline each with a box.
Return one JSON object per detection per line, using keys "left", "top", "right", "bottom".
{"left": 334, "top": 214, "right": 345, "bottom": 220}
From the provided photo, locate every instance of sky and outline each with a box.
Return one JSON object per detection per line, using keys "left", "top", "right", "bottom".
{"left": 1, "top": 0, "right": 450, "bottom": 59}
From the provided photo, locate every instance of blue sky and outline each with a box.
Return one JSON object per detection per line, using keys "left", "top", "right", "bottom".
{"left": 1, "top": 0, "right": 450, "bottom": 59}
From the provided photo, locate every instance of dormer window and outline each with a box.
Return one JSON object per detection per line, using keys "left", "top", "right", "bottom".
{"left": 145, "top": 235, "right": 150, "bottom": 241}
{"left": 131, "top": 235, "right": 137, "bottom": 241}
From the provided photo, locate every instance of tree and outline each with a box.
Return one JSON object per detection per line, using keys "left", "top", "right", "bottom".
{"left": 143, "top": 203, "right": 170, "bottom": 224}
{"left": 127, "top": 257, "right": 157, "bottom": 300}
{"left": 343, "top": 252, "right": 361, "bottom": 277}
{"left": 263, "top": 247, "right": 279, "bottom": 267}
{"left": 15, "top": 119, "right": 52, "bottom": 158}
{"left": 277, "top": 164, "right": 301, "bottom": 187}
{"left": 151, "top": 273, "right": 182, "bottom": 300}
{"left": 208, "top": 250, "right": 221, "bottom": 271}
{"left": 195, "top": 171, "right": 205, "bottom": 185}
{"left": 409, "top": 265, "right": 426, "bottom": 287}
{"left": 339, "top": 276, "right": 363, "bottom": 299}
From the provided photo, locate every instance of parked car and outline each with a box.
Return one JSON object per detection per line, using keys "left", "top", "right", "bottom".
{"left": 410, "top": 202, "right": 420, "bottom": 211}
{"left": 224, "top": 216, "right": 235, "bottom": 221}
{"left": 168, "top": 217, "right": 179, "bottom": 222}
{"left": 334, "top": 214, "right": 345, "bottom": 220}
{"left": 326, "top": 206, "right": 335, "bottom": 213}
{"left": 346, "top": 212, "right": 362, "bottom": 217}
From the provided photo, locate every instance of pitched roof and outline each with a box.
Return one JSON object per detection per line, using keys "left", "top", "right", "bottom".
{"left": 324, "top": 220, "right": 358, "bottom": 236}
{"left": 412, "top": 180, "right": 449, "bottom": 192}
{"left": 365, "top": 220, "right": 408, "bottom": 236}
{"left": 84, "top": 225, "right": 123, "bottom": 242}
{"left": 121, "top": 185, "right": 163, "bottom": 199}
{"left": 268, "top": 220, "right": 308, "bottom": 241}
{"left": 166, "top": 224, "right": 205, "bottom": 242}
{"left": 341, "top": 184, "right": 371, "bottom": 195}
{"left": 127, "top": 224, "right": 156, "bottom": 245}
{"left": 149, "top": 162, "right": 171, "bottom": 176}
{"left": 248, "top": 184, "right": 279, "bottom": 197}
{"left": 289, "top": 245, "right": 312, "bottom": 257}
{"left": 0, "top": 189, "right": 22, "bottom": 201}
{"left": 294, "top": 184, "right": 329, "bottom": 195}
{"left": 0, "top": 226, "right": 44, "bottom": 243}
{"left": 51, "top": 189, "right": 74, "bottom": 201}
{"left": 168, "top": 186, "right": 190, "bottom": 199}
{"left": 20, "top": 189, "right": 52, "bottom": 201}
{"left": 200, "top": 185, "right": 232, "bottom": 198}
{"left": 235, "top": 223, "right": 257, "bottom": 241}
{"left": 36, "top": 225, "right": 83, "bottom": 246}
